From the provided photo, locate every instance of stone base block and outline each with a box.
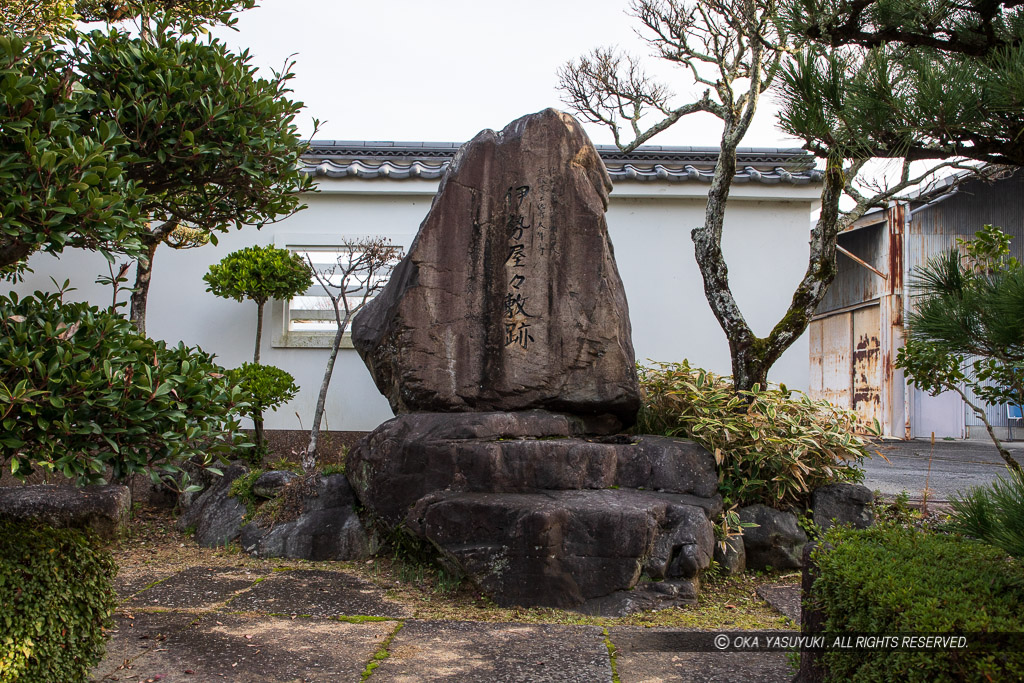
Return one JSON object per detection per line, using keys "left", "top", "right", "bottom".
{"left": 348, "top": 411, "right": 720, "bottom": 526}
{"left": 407, "top": 489, "right": 715, "bottom": 610}
{"left": 0, "top": 484, "right": 130, "bottom": 540}
{"left": 348, "top": 411, "right": 722, "bottom": 611}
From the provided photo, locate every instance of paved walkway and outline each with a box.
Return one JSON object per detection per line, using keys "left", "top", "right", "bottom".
{"left": 93, "top": 566, "right": 799, "bottom": 683}
{"left": 864, "top": 438, "right": 1022, "bottom": 502}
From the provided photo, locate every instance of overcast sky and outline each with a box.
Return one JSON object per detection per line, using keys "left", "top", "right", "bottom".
{"left": 210, "top": 0, "right": 804, "bottom": 149}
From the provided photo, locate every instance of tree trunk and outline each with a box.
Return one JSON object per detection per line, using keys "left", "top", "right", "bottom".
{"left": 303, "top": 319, "right": 348, "bottom": 472}
{"left": 129, "top": 241, "right": 160, "bottom": 337}
{"left": 691, "top": 122, "right": 767, "bottom": 394}
{"left": 730, "top": 344, "right": 771, "bottom": 393}
{"left": 254, "top": 300, "right": 264, "bottom": 364}
{"left": 695, "top": 155, "right": 850, "bottom": 394}
{"left": 253, "top": 412, "right": 265, "bottom": 455}
{"left": 0, "top": 238, "right": 35, "bottom": 273}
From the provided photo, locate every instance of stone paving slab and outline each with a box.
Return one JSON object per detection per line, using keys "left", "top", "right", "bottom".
{"left": 96, "top": 566, "right": 801, "bottom": 682}
{"left": 99, "top": 612, "right": 396, "bottom": 682}
{"left": 609, "top": 627, "right": 793, "bottom": 683}
{"left": 92, "top": 611, "right": 198, "bottom": 681}
{"left": 114, "top": 570, "right": 179, "bottom": 602}
{"left": 125, "top": 567, "right": 263, "bottom": 609}
{"left": 374, "top": 620, "right": 612, "bottom": 683}
{"left": 755, "top": 583, "right": 801, "bottom": 625}
{"left": 226, "top": 569, "right": 412, "bottom": 618}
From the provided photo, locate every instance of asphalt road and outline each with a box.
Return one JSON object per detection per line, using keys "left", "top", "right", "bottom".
{"left": 861, "top": 438, "right": 1022, "bottom": 502}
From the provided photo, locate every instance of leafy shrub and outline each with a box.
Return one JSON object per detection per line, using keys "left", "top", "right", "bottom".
{"left": 0, "top": 290, "right": 246, "bottom": 484}
{"left": 204, "top": 245, "right": 311, "bottom": 366}
{"left": 228, "top": 363, "right": 299, "bottom": 417}
{"left": 77, "top": 22, "right": 313, "bottom": 246}
{"left": 0, "top": 33, "right": 143, "bottom": 277}
{"left": 810, "top": 523, "right": 1024, "bottom": 681}
{"left": 635, "top": 360, "right": 868, "bottom": 509}
{"left": 949, "top": 467, "right": 1024, "bottom": 558}
{"left": 0, "top": 520, "right": 118, "bottom": 682}
{"left": 228, "top": 362, "right": 299, "bottom": 461}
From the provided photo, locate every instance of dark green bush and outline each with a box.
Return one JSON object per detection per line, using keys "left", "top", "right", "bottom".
{"left": 0, "top": 33, "right": 144, "bottom": 277}
{"left": 635, "top": 360, "right": 868, "bottom": 509}
{"left": 0, "top": 520, "right": 117, "bottom": 682}
{"left": 811, "top": 523, "right": 1024, "bottom": 681}
{"left": 949, "top": 467, "right": 1024, "bottom": 559}
{"left": 0, "top": 290, "right": 247, "bottom": 484}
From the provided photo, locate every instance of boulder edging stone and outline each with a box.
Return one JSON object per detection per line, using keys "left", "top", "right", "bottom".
{"left": 0, "top": 484, "right": 130, "bottom": 540}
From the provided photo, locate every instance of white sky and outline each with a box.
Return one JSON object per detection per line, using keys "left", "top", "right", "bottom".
{"left": 210, "top": 0, "right": 805, "bottom": 149}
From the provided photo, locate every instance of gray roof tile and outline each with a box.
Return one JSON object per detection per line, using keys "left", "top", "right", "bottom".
{"left": 300, "top": 141, "right": 824, "bottom": 185}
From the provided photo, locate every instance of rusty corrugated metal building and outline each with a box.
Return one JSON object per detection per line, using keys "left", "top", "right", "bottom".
{"left": 809, "top": 168, "right": 1024, "bottom": 439}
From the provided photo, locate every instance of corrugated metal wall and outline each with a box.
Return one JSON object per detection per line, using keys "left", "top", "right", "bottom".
{"left": 907, "top": 172, "right": 1024, "bottom": 276}
{"left": 808, "top": 305, "right": 883, "bottom": 432}
{"left": 811, "top": 170, "right": 1024, "bottom": 438}
{"left": 817, "top": 222, "right": 887, "bottom": 315}
{"left": 961, "top": 360, "right": 1008, "bottom": 429}
{"left": 908, "top": 170, "right": 1024, "bottom": 434}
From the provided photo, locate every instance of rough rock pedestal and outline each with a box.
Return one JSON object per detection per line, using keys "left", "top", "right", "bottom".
{"left": 348, "top": 411, "right": 722, "bottom": 612}
{"left": 347, "top": 109, "right": 720, "bottom": 614}
{"left": 0, "top": 484, "right": 130, "bottom": 540}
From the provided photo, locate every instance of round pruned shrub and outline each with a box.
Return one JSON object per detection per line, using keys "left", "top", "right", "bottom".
{"left": 203, "top": 245, "right": 312, "bottom": 306}
{"left": 811, "top": 523, "right": 1024, "bottom": 681}
{"left": 0, "top": 520, "right": 118, "bottom": 682}
{"left": 204, "top": 245, "right": 312, "bottom": 365}
{"left": 634, "top": 360, "right": 868, "bottom": 509}
{"left": 227, "top": 362, "right": 300, "bottom": 459}
{"left": 0, "top": 290, "right": 247, "bottom": 485}
{"left": 228, "top": 363, "right": 299, "bottom": 416}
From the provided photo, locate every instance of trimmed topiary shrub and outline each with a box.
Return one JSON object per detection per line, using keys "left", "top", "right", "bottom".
{"left": 203, "top": 245, "right": 312, "bottom": 365}
{"left": 228, "top": 362, "right": 300, "bottom": 461}
{"left": 0, "top": 520, "right": 117, "bottom": 682}
{"left": 810, "top": 523, "right": 1024, "bottom": 682}
{"left": 635, "top": 360, "right": 868, "bottom": 509}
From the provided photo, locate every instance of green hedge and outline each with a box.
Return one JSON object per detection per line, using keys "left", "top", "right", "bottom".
{"left": 0, "top": 520, "right": 117, "bottom": 682}
{"left": 811, "top": 524, "right": 1024, "bottom": 682}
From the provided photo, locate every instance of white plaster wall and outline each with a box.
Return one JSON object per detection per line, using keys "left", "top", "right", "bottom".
{"left": 13, "top": 178, "right": 815, "bottom": 431}
{"left": 607, "top": 196, "right": 811, "bottom": 388}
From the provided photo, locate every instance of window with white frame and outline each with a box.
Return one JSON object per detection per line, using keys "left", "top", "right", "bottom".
{"left": 273, "top": 242, "right": 399, "bottom": 348}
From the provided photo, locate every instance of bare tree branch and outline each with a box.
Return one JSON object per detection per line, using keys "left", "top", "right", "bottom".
{"left": 560, "top": 0, "right": 1007, "bottom": 393}
{"left": 303, "top": 238, "right": 402, "bottom": 471}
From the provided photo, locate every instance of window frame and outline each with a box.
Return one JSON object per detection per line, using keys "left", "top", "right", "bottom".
{"left": 270, "top": 233, "right": 400, "bottom": 350}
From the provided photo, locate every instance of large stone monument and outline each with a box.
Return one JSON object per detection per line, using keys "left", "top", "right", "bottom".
{"left": 353, "top": 108, "right": 639, "bottom": 427}
{"left": 348, "top": 109, "right": 721, "bottom": 613}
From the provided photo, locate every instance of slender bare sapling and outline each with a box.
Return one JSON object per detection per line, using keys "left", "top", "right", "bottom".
{"left": 304, "top": 238, "right": 402, "bottom": 471}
